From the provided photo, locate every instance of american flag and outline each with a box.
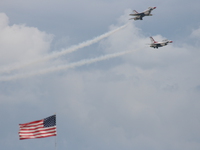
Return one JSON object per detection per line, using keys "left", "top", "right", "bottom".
{"left": 19, "top": 115, "right": 56, "bottom": 140}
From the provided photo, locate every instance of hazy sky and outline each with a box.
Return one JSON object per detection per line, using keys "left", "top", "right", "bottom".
{"left": 1, "top": 0, "right": 200, "bottom": 150}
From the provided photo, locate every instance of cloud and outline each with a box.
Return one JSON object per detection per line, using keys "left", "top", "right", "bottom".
{"left": 190, "top": 26, "right": 200, "bottom": 38}
{"left": 0, "top": 13, "right": 53, "bottom": 66}
{"left": 0, "top": 13, "right": 9, "bottom": 29}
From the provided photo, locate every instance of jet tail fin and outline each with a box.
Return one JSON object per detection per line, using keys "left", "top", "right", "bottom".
{"left": 150, "top": 37, "right": 156, "bottom": 43}
{"left": 133, "top": 10, "right": 138, "bottom": 14}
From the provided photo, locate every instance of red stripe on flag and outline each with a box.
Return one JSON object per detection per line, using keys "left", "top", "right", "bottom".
{"left": 19, "top": 128, "right": 56, "bottom": 135}
{"left": 19, "top": 127, "right": 56, "bottom": 133}
{"left": 19, "top": 120, "right": 43, "bottom": 128}
{"left": 20, "top": 134, "right": 57, "bottom": 140}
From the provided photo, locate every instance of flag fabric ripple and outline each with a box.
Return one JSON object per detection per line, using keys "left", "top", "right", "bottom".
{"left": 19, "top": 115, "right": 56, "bottom": 140}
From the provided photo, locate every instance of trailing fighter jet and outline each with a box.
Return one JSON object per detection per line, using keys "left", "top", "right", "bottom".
{"left": 129, "top": 7, "right": 156, "bottom": 20}
{"left": 149, "top": 37, "right": 173, "bottom": 49}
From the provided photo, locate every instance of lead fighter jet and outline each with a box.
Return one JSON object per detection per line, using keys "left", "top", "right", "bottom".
{"left": 129, "top": 7, "right": 156, "bottom": 20}
{"left": 149, "top": 37, "right": 173, "bottom": 49}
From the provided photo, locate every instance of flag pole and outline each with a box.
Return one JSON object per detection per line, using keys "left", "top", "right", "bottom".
{"left": 55, "top": 135, "right": 57, "bottom": 150}
{"left": 55, "top": 113, "right": 57, "bottom": 150}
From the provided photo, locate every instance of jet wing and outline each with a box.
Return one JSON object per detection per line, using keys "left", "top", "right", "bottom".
{"left": 129, "top": 16, "right": 143, "bottom": 20}
{"left": 153, "top": 43, "right": 162, "bottom": 47}
{"left": 130, "top": 10, "right": 144, "bottom": 16}
{"left": 154, "top": 43, "right": 161, "bottom": 45}
{"left": 130, "top": 13, "right": 144, "bottom": 16}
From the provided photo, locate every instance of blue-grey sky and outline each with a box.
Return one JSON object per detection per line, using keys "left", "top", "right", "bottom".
{"left": 1, "top": 0, "right": 200, "bottom": 150}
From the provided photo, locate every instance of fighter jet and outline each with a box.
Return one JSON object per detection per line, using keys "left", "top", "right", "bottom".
{"left": 149, "top": 37, "right": 173, "bottom": 49}
{"left": 129, "top": 7, "right": 156, "bottom": 20}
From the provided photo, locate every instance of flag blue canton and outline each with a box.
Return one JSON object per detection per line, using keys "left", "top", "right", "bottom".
{"left": 44, "top": 115, "right": 56, "bottom": 128}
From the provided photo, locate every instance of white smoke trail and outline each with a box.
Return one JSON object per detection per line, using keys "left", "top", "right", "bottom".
{"left": 0, "top": 24, "right": 127, "bottom": 74}
{"left": 0, "top": 50, "right": 134, "bottom": 81}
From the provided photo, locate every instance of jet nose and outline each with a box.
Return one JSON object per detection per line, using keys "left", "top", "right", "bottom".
{"left": 169, "top": 41, "right": 173, "bottom": 43}
{"left": 153, "top": 7, "right": 156, "bottom": 9}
